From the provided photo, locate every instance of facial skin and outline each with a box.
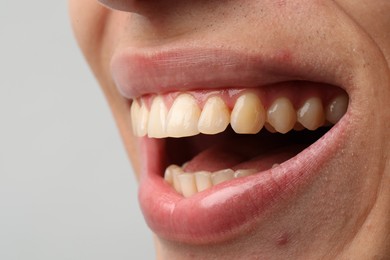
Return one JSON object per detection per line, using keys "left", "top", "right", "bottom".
{"left": 69, "top": 0, "right": 390, "bottom": 259}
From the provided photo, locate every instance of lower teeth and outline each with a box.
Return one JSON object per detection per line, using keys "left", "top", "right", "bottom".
{"left": 164, "top": 165, "right": 262, "bottom": 198}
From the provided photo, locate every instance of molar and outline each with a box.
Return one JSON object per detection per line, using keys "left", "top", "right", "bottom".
{"left": 326, "top": 94, "right": 348, "bottom": 124}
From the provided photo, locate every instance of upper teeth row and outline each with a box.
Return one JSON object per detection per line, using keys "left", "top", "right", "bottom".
{"left": 131, "top": 92, "right": 348, "bottom": 138}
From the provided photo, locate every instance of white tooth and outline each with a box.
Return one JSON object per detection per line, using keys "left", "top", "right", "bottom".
{"left": 198, "top": 96, "right": 230, "bottom": 135}
{"left": 148, "top": 96, "right": 168, "bottom": 138}
{"left": 130, "top": 100, "right": 141, "bottom": 136}
{"left": 166, "top": 94, "right": 201, "bottom": 137}
{"left": 168, "top": 165, "right": 184, "bottom": 194}
{"left": 178, "top": 173, "right": 197, "bottom": 198}
{"left": 297, "top": 97, "right": 325, "bottom": 130}
{"left": 234, "top": 169, "right": 256, "bottom": 178}
{"left": 326, "top": 94, "right": 349, "bottom": 124}
{"left": 272, "top": 163, "right": 279, "bottom": 168}
{"left": 137, "top": 100, "right": 149, "bottom": 137}
{"left": 195, "top": 171, "right": 212, "bottom": 192}
{"left": 164, "top": 165, "right": 175, "bottom": 185}
{"left": 211, "top": 169, "right": 234, "bottom": 185}
{"left": 231, "top": 93, "right": 265, "bottom": 134}
{"left": 267, "top": 97, "right": 296, "bottom": 134}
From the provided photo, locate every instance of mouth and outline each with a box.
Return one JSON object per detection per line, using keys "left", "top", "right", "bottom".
{"left": 111, "top": 47, "right": 352, "bottom": 244}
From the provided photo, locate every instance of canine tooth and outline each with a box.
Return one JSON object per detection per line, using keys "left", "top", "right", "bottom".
{"left": 297, "top": 97, "right": 325, "bottom": 130}
{"left": 231, "top": 93, "right": 265, "bottom": 134}
{"left": 326, "top": 94, "right": 348, "bottom": 124}
{"left": 211, "top": 169, "right": 234, "bottom": 185}
{"left": 137, "top": 100, "right": 149, "bottom": 137}
{"left": 166, "top": 94, "right": 201, "bottom": 137}
{"left": 267, "top": 97, "right": 296, "bottom": 134}
{"left": 234, "top": 169, "right": 256, "bottom": 178}
{"left": 178, "top": 173, "right": 197, "bottom": 198}
{"left": 195, "top": 171, "right": 212, "bottom": 192}
{"left": 198, "top": 96, "right": 230, "bottom": 134}
{"left": 130, "top": 100, "right": 141, "bottom": 136}
{"left": 148, "top": 96, "right": 168, "bottom": 138}
{"left": 168, "top": 165, "right": 184, "bottom": 194}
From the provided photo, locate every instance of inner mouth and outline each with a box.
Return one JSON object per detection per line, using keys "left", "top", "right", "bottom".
{"left": 131, "top": 82, "right": 348, "bottom": 197}
{"left": 163, "top": 126, "right": 329, "bottom": 197}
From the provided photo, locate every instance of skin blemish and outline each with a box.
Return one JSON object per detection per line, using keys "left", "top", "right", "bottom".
{"left": 276, "top": 233, "right": 290, "bottom": 246}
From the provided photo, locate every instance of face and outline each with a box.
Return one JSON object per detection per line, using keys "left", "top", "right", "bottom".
{"left": 69, "top": 0, "right": 390, "bottom": 258}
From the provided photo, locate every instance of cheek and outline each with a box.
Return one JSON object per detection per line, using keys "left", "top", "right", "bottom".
{"left": 68, "top": 0, "right": 109, "bottom": 63}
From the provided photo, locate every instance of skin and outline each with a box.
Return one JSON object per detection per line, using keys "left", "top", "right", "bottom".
{"left": 68, "top": 0, "right": 390, "bottom": 259}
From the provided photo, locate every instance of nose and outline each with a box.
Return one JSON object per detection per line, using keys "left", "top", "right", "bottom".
{"left": 98, "top": 0, "right": 163, "bottom": 13}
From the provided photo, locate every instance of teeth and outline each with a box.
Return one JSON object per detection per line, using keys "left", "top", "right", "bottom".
{"left": 137, "top": 100, "right": 150, "bottom": 137}
{"left": 178, "top": 173, "right": 197, "bottom": 198}
{"left": 168, "top": 165, "right": 184, "bottom": 194}
{"left": 195, "top": 171, "right": 212, "bottom": 192}
{"left": 198, "top": 96, "right": 230, "bottom": 134}
{"left": 297, "top": 97, "right": 325, "bottom": 130}
{"left": 231, "top": 93, "right": 266, "bottom": 134}
{"left": 234, "top": 169, "right": 256, "bottom": 178}
{"left": 131, "top": 92, "right": 348, "bottom": 137}
{"left": 148, "top": 96, "right": 168, "bottom": 138}
{"left": 267, "top": 97, "right": 297, "bottom": 134}
{"left": 166, "top": 94, "right": 201, "bottom": 138}
{"left": 164, "top": 165, "right": 259, "bottom": 197}
{"left": 130, "top": 100, "right": 141, "bottom": 136}
{"left": 326, "top": 94, "right": 348, "bottom": 124}
{"left": 211, "top": 169, "right": 235, "bottom": 185}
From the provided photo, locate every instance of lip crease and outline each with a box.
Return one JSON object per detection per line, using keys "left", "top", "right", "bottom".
{"left": 111, "top": 46, "right": 352, "bottom": 244}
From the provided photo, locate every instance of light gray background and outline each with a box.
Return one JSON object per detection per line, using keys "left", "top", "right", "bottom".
{"left": 0, "top": 1, "right": 154, "bottom": 259}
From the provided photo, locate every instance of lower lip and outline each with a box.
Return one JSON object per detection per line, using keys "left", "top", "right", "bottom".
{"left": 138, "top": 117, "right": 349, "bottom": 244}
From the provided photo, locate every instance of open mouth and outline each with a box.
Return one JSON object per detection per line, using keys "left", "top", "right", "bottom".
{"left": 131, "top": 81, "right": 348, "bottom": 198}
{"left": 111, "top": 46, "right": 353, "bottom": 244}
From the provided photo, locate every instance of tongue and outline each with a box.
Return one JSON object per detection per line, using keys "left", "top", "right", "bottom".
{"left": 181, "top": 131, "right": 306, "bottom": 173}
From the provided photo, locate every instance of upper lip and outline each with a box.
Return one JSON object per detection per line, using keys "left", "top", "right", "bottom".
{"left": 110, "top": 46, "right": 352, "bottom": 99}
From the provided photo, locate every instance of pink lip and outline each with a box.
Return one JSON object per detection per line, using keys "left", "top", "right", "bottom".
{"left": 110, "top": 47, "right": 349, "bottom": 99}
{"left": 111, "top": 46, "right": 353, "bottom": 243}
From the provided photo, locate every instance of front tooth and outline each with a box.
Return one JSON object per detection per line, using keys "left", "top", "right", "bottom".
{"left": 178, "top": 173, "right": 197, "bottom": 198}
{"left": 148, "top": 96, "right": 168, "bottom": 138}
{"left": 234, "top": 169, "right": 256, "bottom": 178}
{"left": 211, "top": 169, "right": 234, "bottom": 185}
{"left": 166, "top": 94, "right": 201, "bottom": 137}
{"left": 231, "top": 93, "right": 266, "bottom": 134}
{"left": 267, "top": 97, "right": 296, "bottom": 134}
{"left": 137, "top": 100, "right": 149, "bottom": 137}
{"left": 297, "top": 97, "right": 325, "bottom": 130}
{"left": 130, "top": 100, "right": 141, "bottom": 136}
{"left": 326, "top": 94, "right": 348, "bottom": 124}
{"left": 168, "top": 165, "right": 184, "bottom": 194}
{"left": 195, "top": 171, "right": 212, "bottom": 192}
{"left": 198, "top": 96, "right": 230, "bottom": 135}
